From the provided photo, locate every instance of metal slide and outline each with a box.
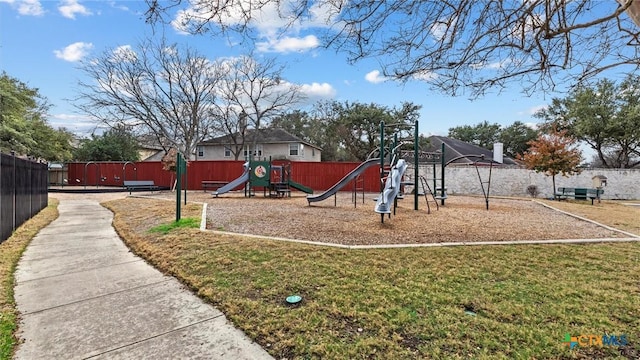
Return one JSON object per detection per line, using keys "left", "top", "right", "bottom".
{"left": 213, "top": 162, "right": 250, "bottom": 196}
{"left": 307, "top": 158, "right": 380, "bottom": 204}
{"left": 288, "top": 180, "right": 313, "bottom": 194}
{"left": 375, "top": 159, "right": 408, "bottom": 214}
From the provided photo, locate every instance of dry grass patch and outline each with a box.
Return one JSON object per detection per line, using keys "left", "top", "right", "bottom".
{"left": 106, "top": 197, "right": 640, "bottom": 359}
{"left": 538, "top": 199, "right": 640, "bottom": 236}
{"left": 0, "top": 200, "right": 58, "bottom": 360}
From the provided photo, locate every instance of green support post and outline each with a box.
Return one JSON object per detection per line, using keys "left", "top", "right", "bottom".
{"left": 380, "top": 121, "right": 385, "bottom": 193}
{"left": 440, "top": 142, "right": 446, "bottom": 206}
{"left": 393, "top": 133, "right": 398, "bottom": 215}
{"left": 414, "top": 120, "right": 419, "bottom": 211}
{"left": 176, "top": 153, "right": 182, "bottom": 221}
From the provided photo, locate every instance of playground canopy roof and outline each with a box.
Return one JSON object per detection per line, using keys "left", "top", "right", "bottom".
{"left": 199, "top": 128, "right": 322, "bottom": 150}
{"left": 425, "top": 136, "right": 519, "bottom": 166}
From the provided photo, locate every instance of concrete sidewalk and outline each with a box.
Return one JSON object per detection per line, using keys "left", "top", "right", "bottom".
{"left": 14, "top": 199, "right": 273, "bottom": 360}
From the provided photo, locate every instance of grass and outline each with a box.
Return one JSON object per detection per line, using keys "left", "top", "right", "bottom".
{"left": 0, "top": 199, "right": 58, "bottom": 360}
{"left": 538, "top": 199, "right": 640, "bottom": 236}
{"left": 105, "top": 197, "right": 640, "bottom": 359}
{"left": 149, "top": 217, "right": 200, "bottom": 234}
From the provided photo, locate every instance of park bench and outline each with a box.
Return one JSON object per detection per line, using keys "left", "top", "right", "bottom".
{"left": 556, "top": 187, "right": 604, "bottom": 205}
{"left": 123, "top": 180, "right": 159, "bottom": 194}
{"left": 201, "top": 180, "right": 228, "bottom": 192}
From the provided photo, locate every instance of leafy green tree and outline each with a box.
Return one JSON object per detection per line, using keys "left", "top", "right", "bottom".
{"left": 535, "top": 76, "right": 640, "bottom": 168}
{"left": 448, "top": 120, "right": 539, "bottom": 157}
{"left": 448, "top": 121, "right": 502, "bottom": 150}
{"left": 1, "top": 73, "right": 41, "bottom": 154}
{"left": 74, "top": 126, "right": 140, "bottom": 161}
{"left": 29, "top": 120, "right": 75, "bottom": 161}
{"left": 270, "top": 108, "right": 335, "bottom": 161}
{"left": 272, "top": 101, "right": 421, "bottom": 161}
{"left": 0, "top": 72, "right": 73, "bottom": 161}
{"left": 499, "top": 121, "right": 539, "bottom": 158}
{"left": 518, "top": 128, "right": 582, "bottom": 198}
{"left": 331, "top": 102, "right": 395, "bottom": 161}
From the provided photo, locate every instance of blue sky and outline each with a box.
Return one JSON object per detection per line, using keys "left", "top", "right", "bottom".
{"left": 1, "top": 0, "right": 560, "bottom": 139}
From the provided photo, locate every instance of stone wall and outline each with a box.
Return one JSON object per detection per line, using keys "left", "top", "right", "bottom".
{"left": 410, "top": 165, "right": 640, "bottom": 200}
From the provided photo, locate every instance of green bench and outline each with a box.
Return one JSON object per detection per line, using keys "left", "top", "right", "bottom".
{"left": 556, "top": 187, "right": 604, "bottom": 205}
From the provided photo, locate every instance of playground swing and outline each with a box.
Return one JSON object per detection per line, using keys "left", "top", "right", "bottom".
{"left": 444, "top": 154, "right": 494, "bottom": 210}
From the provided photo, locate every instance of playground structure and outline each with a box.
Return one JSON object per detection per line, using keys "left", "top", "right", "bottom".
{"left": 306, "top": 119, "right": 496, "bottom": 223}
{"left": 373, "top": 121, "right": 438, "bottom": 223}
{"left": 212, "top": 158, "right": 313, "bottom": 197}
{"left": 306, "top": 120, "right": 437, "bottom": 223}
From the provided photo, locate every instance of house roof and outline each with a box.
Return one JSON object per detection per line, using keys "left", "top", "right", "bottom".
{"left": 424, "top": 136, "right": 518, "bottom": 166}
{"left": 137, "top": 134, "right": 167, "bottom": 151}
{"left": 200, "top": 128, "right": 322, "bottom": 150}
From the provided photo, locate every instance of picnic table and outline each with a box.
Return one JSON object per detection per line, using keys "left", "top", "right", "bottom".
{"left": 556, "top": 187, "right": 604, "bottom": 205}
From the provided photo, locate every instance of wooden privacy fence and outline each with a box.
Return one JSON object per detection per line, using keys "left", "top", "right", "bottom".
{"left": 65, "top": 160, "right": 382, "bottom": 193}
{"left": 1, "top": 153, "right": 48, "bottom": 243}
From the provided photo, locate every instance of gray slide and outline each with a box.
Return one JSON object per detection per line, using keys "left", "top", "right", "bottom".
{"left": 213, "top": 162, "right": 250, "bottom": 196}
{"left": 307, "top": 158, "right": 380, "bottom": 204}
{"left": 375, "top": 159, "right": 408, "bottom": 214}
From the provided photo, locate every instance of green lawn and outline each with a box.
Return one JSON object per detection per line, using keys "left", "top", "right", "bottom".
{"left": 106, "top": 198, "right": 639, "bottom": 359}
{"left": 0, "top": 200, "right": 58, "bottom": 360}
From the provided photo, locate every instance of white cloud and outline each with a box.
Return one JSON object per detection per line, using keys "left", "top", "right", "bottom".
{"left": 108, "top": 1, "right": 128, "bottom": 12}
{"left": 470, "top": 58, "right": 512, "bottom": 71}
{"left": 111, "top": 45, "right": 137, "bottom": 62}
{"left": 300, "top": 82, "right": 336, "bottom": 98}
{"left": 49, "top": 113, "right": 99, "bottom": 135}
{"left": 430, "top": 16, "right": 457, "bottom": 42}
{"left": 256, "top": 35, "right": 319, "bottom": 53}
{"left": 170, "top": 0, "right": 345, "bottom": 48}
{"left": 172, "top": 0, "right": 345, "bottom": 34}
{"left": 411, "top": 70, "right": 438, "bottom": 81}
{"left": 524, "top": 104, "right": 546, "bottom": 116}
{"left": 365, "top": 70, "right": 388, "bottom": 84}
{"left": 5, "top": 0, "right": 45, "bottom": 16}
{"left": 53, "top": 42, "right": 93, "bottom": 62}
{"left": 59, "top": 0, "right": 92, "bottom": 19}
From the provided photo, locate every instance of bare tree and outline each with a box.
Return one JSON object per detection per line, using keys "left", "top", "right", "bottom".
{"left": 146, "top": 0, "right": 640, "bottom": 96}
{"left": 211, "top": 55, "right": 304, "bottom": 160}
{"left": 74, "top": 38, "right": 221, "bottom": 158}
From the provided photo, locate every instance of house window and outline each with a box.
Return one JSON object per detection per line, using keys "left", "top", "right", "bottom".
{"left": 312, "top": 148, "right": 315, "bottom": 157}
{"left": 224, "top": 146, "right": 231, "bottom": 158}
{"left": 197, "top": 146, "right": 204, "bottom": 157}
{"left": 243, "top": 144, "right": 263, "bottom": 158}
{"left": 289, "top": 143, "right": 299, "bottom": 156}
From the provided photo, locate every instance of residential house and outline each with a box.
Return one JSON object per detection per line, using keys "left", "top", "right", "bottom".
{"left": 197, "top": 128, "right": 322, "bottom": 162}
{"left": 137, "top": 134, "right": 167, "bottom": 161}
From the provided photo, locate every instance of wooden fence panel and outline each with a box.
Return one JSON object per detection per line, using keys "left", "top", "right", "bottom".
{"left": 64, "top": 160, "right": 383, "bottom": 192}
